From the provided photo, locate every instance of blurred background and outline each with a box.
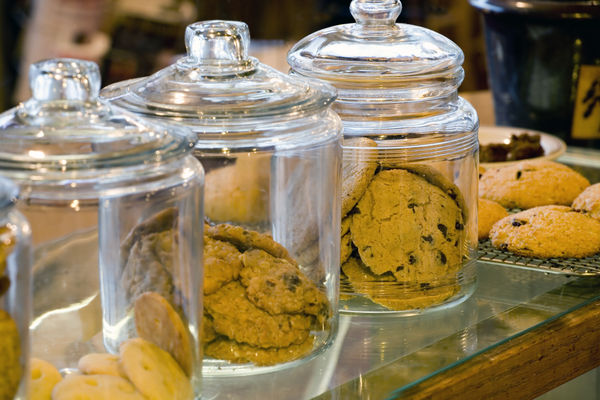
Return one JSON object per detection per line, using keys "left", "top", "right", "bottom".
{"left": 0, "top": 0, "right": 489, "bottom": 110}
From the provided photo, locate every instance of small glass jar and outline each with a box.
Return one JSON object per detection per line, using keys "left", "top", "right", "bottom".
{"left": 0, "top": 177, "right": 31, "bottom": 400}
{"left": 102, "top": 20, "right": 342, "bottom": 375}
{"left": 0, "top": 59, "right": 204, "bottom": 398}
{"left": 288, "top": 0, "right": 479, "bottom": 314}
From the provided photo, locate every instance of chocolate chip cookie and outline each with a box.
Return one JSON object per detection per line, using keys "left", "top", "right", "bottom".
{"left": 478, "top": 198, "right": 509, "bottom": 240}
{"left": 489, "top": 205, "right": 600, "bottom": 258}
{"left": 572, "top": 183, "right": 600, "bottom": 220}
{"left": 342, "top": 137, "right": 378, "bottom": 217}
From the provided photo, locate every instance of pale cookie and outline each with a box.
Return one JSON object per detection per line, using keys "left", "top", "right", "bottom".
{"left": 120, "top": 338, "right": 192, "bottom": 400}
{"left": 203, "top": 236, "right": 242, "bottom": 295}
{"left": 350, "top": 169, "right": 464, "bottom": 281}
{"left": 240, "top": 249, "right": 329, "bottom": 323}
{"left": 0, "top": 310, "right": 21, "bottom": 400}
{"left": 204, "top": 157, "right": 270, "bottom": 225}
{"left": 572, "top": 183, "right": 600, "bottom": 220}
{"left": 134, "top": 291, "right": 192, "bottom": 376}
{"left": 340, "top": 233, "right": 352, "bottom": 265}
{"left": 30, "top": 358, "right": 62, "bottom": 400}
{"left": 478, "top": 198, "right": 509, "bottom": 240}
{"left": 479, "top": 160, "right": 590, "bottom": 209}
{"left": 490, "top": 205, "right": 600, "bottom": 258}
{"left": 204, "top": 336, "right": 315, "bottom": 366}
{"left": 206, "top": 223, "right": 297, "bottom": 266}
{"left": 204, "top": 281, "right": 312, "bottom": 348}
{"left": 78, "top": 353, "right": 125, "bottom": 378}
{"left": 342, "top": 137, "right": 378, "bottom": 217}
{"left": 51, "top": 374, "right": 145, "bottom": 400}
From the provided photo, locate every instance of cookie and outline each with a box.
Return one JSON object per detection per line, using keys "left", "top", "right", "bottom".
{"left": 134, "top": 291, "right": 192, "bottom": 376}
{"left": 203, "top": 236, "right": 242, "bottom": 295}
{"left": 341, "top": 257, "right": 456, "bottom": 310}
{"left": 340, "top": 233, "right": 352, "bottom": 265}
{"left": 479, "top": 160, "right": 590, "bottom": 209}
{"left": 0, "top": 310, "right": 21, "bottom": 400}
{"left": 204, "top": 336, "right": 315, "bottom": 366}
{"left": 341, "top": 216, "right": 351, "bottom": 237}
{"left": 204, "top": 157, "right": 270, "bottom": 225}
{"left": 342, "top": 137, "right": 378, "bottom": 217}
{"left": 51, "top": 374, "right": 145, "bottom": 400}
{"left": 29, "top": 358, "right": 62, "bottom": 400}
{"left": 572, "top": 183, "right": 600, "bottom": 220}
{"left": 350, "top": 169, "right": 464, "bottom": 281}
{"left": 489, "top": 205, "right": 600, "bottom": 258}
{"left": 78, "top": 353, "right": 125, "bottom": 378}
{"left": 206, "top": 223, "right": 297, "bottom": 266}
{"left": 119, "top": 338, "right": 192, "bottom": 400}
{"left": 204, "top": 281, "right": 312, "bottom": 348}
{"left": 121, "top": 230, "right": 177, "bottom": 303}
{"left": 478, "top": 198, "right": 509, "bottom": 240}
{"left": 202, "top": 313, "right": 217, "bottom": 344}
{"left": 120, "top": 208, "right": 177, "bottom": 262}
{"left": 240, "top": 249, "right": 329, "bottom": 322}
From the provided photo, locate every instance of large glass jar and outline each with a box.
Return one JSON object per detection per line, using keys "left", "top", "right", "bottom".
{"left": 288, "top": 0, "right": 479, "bottom": 314}
{"left": 0, "top": 59, "right": 204, "bottom": 398}
{"left": 102, "top": 20, "right": 342, "bottom": 375}
{"left": 0, "top": 177, "right": 31, "bottom": 400}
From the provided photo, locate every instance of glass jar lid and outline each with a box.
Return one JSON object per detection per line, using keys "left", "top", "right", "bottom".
{"left": 102, "top": 20, "right": 336, "bottom": 121}
{"left": 287, "top": 0, "right": 464, "bottom": 83}
{"left": 0, "top": 59, "right": 196, "bottom": 175}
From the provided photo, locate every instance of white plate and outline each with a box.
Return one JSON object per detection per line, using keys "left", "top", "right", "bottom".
{"left": 479, "top": 126, "right": 567, "bottom": 168}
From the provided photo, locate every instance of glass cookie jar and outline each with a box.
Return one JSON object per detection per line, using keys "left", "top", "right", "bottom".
{"left": 0, "top": 59, "right": 204, "bottom": 398}
{"left": 102, "top": 20, "right": 342, "bottom": 375}
{"left": 288, "top": 0, "right": 479, "bottom": 314}
{"left": 0, "top": 177, "right": 32, "bottom": 400}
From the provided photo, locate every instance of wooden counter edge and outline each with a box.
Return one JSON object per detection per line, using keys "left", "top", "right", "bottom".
{"left": 396, "top": 300, "right": 600, "bottom": 400}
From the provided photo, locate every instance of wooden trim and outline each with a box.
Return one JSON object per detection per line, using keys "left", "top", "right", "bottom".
{"left": 397, "top": 301, "right": 600, "bottom": 399}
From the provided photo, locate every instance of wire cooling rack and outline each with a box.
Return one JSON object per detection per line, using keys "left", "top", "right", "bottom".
{"left": 478, "top": 240, "right": 600, "bottom": 277}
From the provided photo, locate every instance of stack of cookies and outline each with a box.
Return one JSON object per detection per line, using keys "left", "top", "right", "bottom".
{"left": 479, "top": 160, "right": 600, "bottom": 259}
{"left": 0, "top": 225, "right": 21, "bottom": 400}
{"left": 340, "top": 138, "right": 469, "bottom": 311}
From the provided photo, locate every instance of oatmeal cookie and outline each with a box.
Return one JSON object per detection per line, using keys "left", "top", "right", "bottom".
{"left": 478, "top": 198, "right": 509, "bottom": 240}
{"left": 206, "top": 224, "right": 296, "bottom": 266}
{"left": 342, "top": 137, "right": 378, "bottom": 217}
{"left": 204, "top": 281, "right": 312, "bottom": 348}
{"left": 204, "top": 336, "right": 315, "bottom": 366}
{"left": 0, "top": 310, "right": 21, "bottom": 400}
{"left": 240, "top": 249, "right": 329, "bottom": 323}
{"left": 202, "top": 314, "right": 217, "bottom": 344}
{"left": 340, "top": 233, "right": 352, "bottom": 265}
{"left": 350, "top": 169, "right": 464, "bottom": 281}
{"left": 203, "top": 236, "right": 242, "bottom": 295}
{"left": 489, "top": 205, "right": 600, "bottom": 258}
{"left": 479, "top": 160, "right": 590, "bottom": 209}
{"left": 572, "top": 183, "right": 600, "bottom": 220}
{"left": 120, "top": 208, "right": 177, "bottom": 262}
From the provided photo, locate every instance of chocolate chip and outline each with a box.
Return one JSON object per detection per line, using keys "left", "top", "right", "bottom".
{"left": 437, "top": 224, "right": 448, "bottom": 237}
{"left": 437, "top": 251, "right": 447, "bottom": 265}
{"left": 396, "top": 265, "right": 404, "bottom": 272}
{"left": 516, "top": 170, "right": 522, "bottom": 180}
{"left": 512, "top": 219, "right": 526, "bottom": 227}
{"left": 283, "top": 273, "right": 301, "bottom": 292}
{"left": 499, "top": 243, "right": 508, "bottom": 251}
{"left": 266, "top": 280, "right": 276, "bottom": 288}
{"left": 448, "top": 190, "right": 458, "bottom": 200}
{"left": 408, "top": 254, "right": 417, "bottom": 265}
{"left": 455, "top": 221, "right": 464, "bottom": 230}
{"left": 420, "top": 283, "right": 431, "bottom": 289}
{"left": 408, "top": 203, "right": 417, "bottom": 213}
{"left": 421, "top": 235, "right": 433, "bottom": 243}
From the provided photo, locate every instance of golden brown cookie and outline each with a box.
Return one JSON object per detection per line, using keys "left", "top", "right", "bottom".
{"left": 489, "top": 205, "right": 600, "bottom": 258}
{"left": 0, "top": 310, "right": 21, "bottom": 400}
{"left": 134, "top": 291, "right": 192, "bottom": 376}
{"left": 204, "top": 336, "right": 315, "bottom": 366}
{"left": 204, "top": 281, "right": 312, "bottom": 349}
{"left": 204, "top": 157, "right": 270, "bottom": 225}
{"left": 120, "top": 338, "right": 192, "bottom": 400}
{"left": 340, "top": 233, "right": 352, "bottom": 265}
{"left": 29, "top": 358, "right": 62, "bottom": 400}
{"left": 572, "top": 183, "right": 600, "bottom": 220}
{"left": 51, "top": 374, "right": 146, "bottom": 400}
{"left": 203, "top": 236, "right": 242, "bottom": 295}
{"left": 478, "top": 198, "right": 509, "bottom": 240}
{"left": 240, "top": 249, "right": 329, "bottom": 322}
{"left": 341, "top": 216, "right": 351, "bottom": 237}
{"left": 206, "top": 223, "right": 296, "bottom": 266}
{"left": 350, "top": 169, "right": 464, "bottom": 281}
{"left": 202, "top": 314, "right": 217, "bottom": 344}
{"left": 479, "top": 160, "right": 590, "bottom": 209}
{"left": 342, "top": 137, "right": 378, "bottom": 217}
{"left": 78, "top": 353, "right": 125, "bottom": 378}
